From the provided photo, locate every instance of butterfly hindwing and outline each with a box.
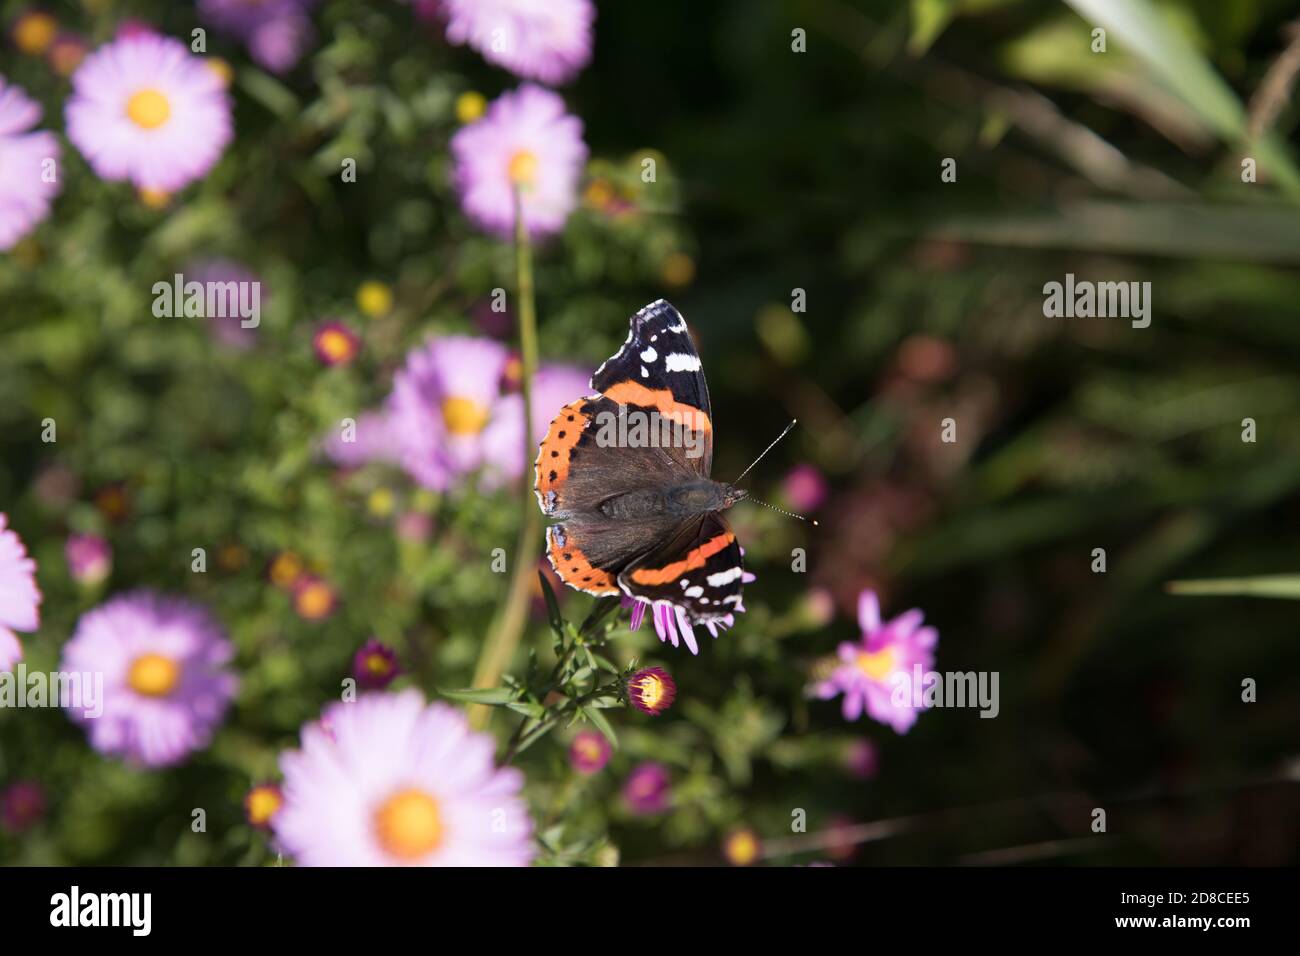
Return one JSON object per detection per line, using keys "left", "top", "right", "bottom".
{"left": 618, "top": 513, "right": 745, "bottom": 623}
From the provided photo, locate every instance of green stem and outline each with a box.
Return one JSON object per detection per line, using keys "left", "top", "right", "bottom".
{"left": 469, "top": 189, "right": 542, "bottom": 729}
{"left": 502, "top": 679, "right": 624, "bottom": 764}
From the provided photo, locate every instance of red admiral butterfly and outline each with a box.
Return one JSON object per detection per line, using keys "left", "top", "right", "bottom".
{"left": 534, "top": 300, "right": 749, "bottom": 624}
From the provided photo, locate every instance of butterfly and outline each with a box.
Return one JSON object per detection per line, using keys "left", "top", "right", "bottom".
{"left": 534, "top": 299, "right": 748, "bottom": 626}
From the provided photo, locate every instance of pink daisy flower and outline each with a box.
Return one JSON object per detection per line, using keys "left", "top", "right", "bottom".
{"left": 272, "top": 690, "right": 534, "bottom": 866}
{"left": 813, "top": 590, "right": 938, "bottom": 734}
{"left": 66, "top": 34, "right": 233, "bottom": 192}
{"left": 451, "top": 84, "right": 587, "bottom": 240}
{"left": 65, "top": 532, "right": 111, "bottom": 586}
{"left": 386, "top": 336, "right": 524, "bottom": 491}
{"left": 626, "top": 666, "right": 676, "bottom": 717}
{"left": 441, "top": 0, "right": 594, "bottom": 85}
{"left": 622, "top": 761, "right": 670, "bottom": 815}
{"left": 0, "top": 512, "right": 41, "bottom": 672}
{"left": 198, "top": 0, "right": 316, "bottom": 74}
{"left": 568, "top": 729, "right": 611, "bottom": 774}
{"left": 60, "top": 591, "right": 238, "bottom": 767}
{"left": 312, "top": 320, "right": 361, "bottom": 366}
{"left": 352, "top": 638, "right": 402, "bottom": 690}
{"left": 0, "top": 77, "right": 60, "bottom": 250}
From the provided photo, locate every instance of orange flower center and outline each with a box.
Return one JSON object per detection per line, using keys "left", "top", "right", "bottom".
{"left": 14, "top": 13, "right": 57, "bottom": 55}
{"left": 507, "top": 149, "right": 540, "bottom": 187}
{"left": 127, "top": 653, "right": 181, "bottom": 697}
{"left": 295, "top": 582, "right": 334, "bottom": 619}
{"left": 126, "top": 89, "right": 171, "bottom": 130}
{"left": 375, "top": 789, "right": 444, "bottom": 860}
{"left": 246, "top": 786, "right": 283, "bottom": 826}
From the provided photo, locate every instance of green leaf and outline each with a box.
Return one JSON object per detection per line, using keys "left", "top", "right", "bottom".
{"left": 1166, "top": 575, "right": 1300, "bottom": 599}
{"left": 437, "top": 686, "right": 516, "bottom": 705}
{"left": 1064, "top": 0, "right": 1300, "bottom": 195}
{"left": 583, "top": 707, "right": 619, "bottom": 748}
{"left": 505, "top": 700, "right": 547, "bottom": 718}
{"left": 538, "top": 570, "right": 564, "bottom": 637}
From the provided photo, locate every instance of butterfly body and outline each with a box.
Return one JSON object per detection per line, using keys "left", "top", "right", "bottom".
{"left": 533, "top": 300, "right": 747, "bottom": 625}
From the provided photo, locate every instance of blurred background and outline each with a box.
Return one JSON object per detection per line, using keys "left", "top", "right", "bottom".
{"left": 1, "top": 0, "right": 1297, "bottom": 865}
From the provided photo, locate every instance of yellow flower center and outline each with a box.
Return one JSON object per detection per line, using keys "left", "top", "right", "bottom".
{"left": 576, "top": 738, "right": 603, "bottom": 761}
{"left": 356, "top": 281, "right": 393, "bottom": 317}
{"left": 246, "top": 787, "right": 283, "bottom": 826}
{"left": 441, "top": 396, "right": 490, "bottom": 436}
{"left": 14, "top": 13, "right": 57, "bottom": 55}
{"left": 375, "top": 789, "right": 444, "bottom": 860}
{"left": 455, "top": 91, "right": 487, "bottom": 124}
{"left": 127, "top": 653, "right": 181, "bottom": 697}
{"left": 126, "top": 89, "right": 171, "bottom": 130}
{"left": 364, "top": 654, "right": 391, "bottom": 677}
{"left": 507, "top": 149, "right": 540, "bottom": 187}
{"left": 636, "top": 675, "right": 666, "bottom": 710}
{"left": 725, "top": 831, "right": 760, "bottom": 866}
{"left": 855, "top": 647, "right": 896, "bottom": 681}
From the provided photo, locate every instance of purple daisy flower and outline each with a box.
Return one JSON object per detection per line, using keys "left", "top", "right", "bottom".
{"left": 0, "top": 512, "right": 41, "bottom": 672}
{"left": 65, "top": 532, "right": 112, "bottom": 586}
{"left": 273, "top": 690, "right": 534, "bottom": 866}
{"left": 441, "top": 0, "right": 594, "bottom": 85}
{"left": 0, "top": 77, "right": 60, "bottom": 250}
{"left": 198, "top": 0, "right": 316, "bottom": 74}
{"left": 60, "top": 591, "right": 238, "bottom": 767}
{"left": 568, "top": 729, "right": 611, "bottom": 775}
{"left": 352, "top": 638, "right": 402, "bottom": 690}
{"left": 386, "top": 335, "right": 523, "bottom": 491}
{"left": 66, "top": 34, "right": 233, "bottom": 192}
{"left": 813, "top": 590, "right": 938, "bottom": 734}
{"left": 622, "top": 761, "right": 670, "bottom": 815}
{"left": 451, "top": 84, "right": 587, "bottom": 240}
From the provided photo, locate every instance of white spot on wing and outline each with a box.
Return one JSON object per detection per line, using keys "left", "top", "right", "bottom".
{"left": 640, "top": 366, "right": 649, "bottom": 377}
{"left": 640, "top": 347, "right": 657, "bottom": 362}
{"left": 706, "top": 567, "right": 743, "bottom": 587}
{"left": 684, "top": 585, "right": 704, "bottom": 598}
{"left": 665, "top": 353, "right": 702, "bottom": 372}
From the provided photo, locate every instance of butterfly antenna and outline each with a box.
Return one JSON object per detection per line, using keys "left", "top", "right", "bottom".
{"left": 746, "top": 495, "right": 818, "bottom": 526}
{"left": 733, "top": 419, "right": 798, "bottom": 485}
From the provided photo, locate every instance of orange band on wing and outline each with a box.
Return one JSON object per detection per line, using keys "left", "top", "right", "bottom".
{"left": 534, "top": 399, "right": 590, "bottom": 501}
{"left": 628, "top": 531, "right": 735, "bottom": 586}
{"left": 547, "top": 526, "right": 619, "bottom": 595}
{"left": 601, "top": 381, "right": 712, "bottom": 435}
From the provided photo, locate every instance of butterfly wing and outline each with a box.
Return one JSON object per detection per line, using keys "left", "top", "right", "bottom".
{"left": 590, "top": 299, "right": 713, "bottom": 476}
{"left": 618, "top": 512, "right": 745, "bottom": 624}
